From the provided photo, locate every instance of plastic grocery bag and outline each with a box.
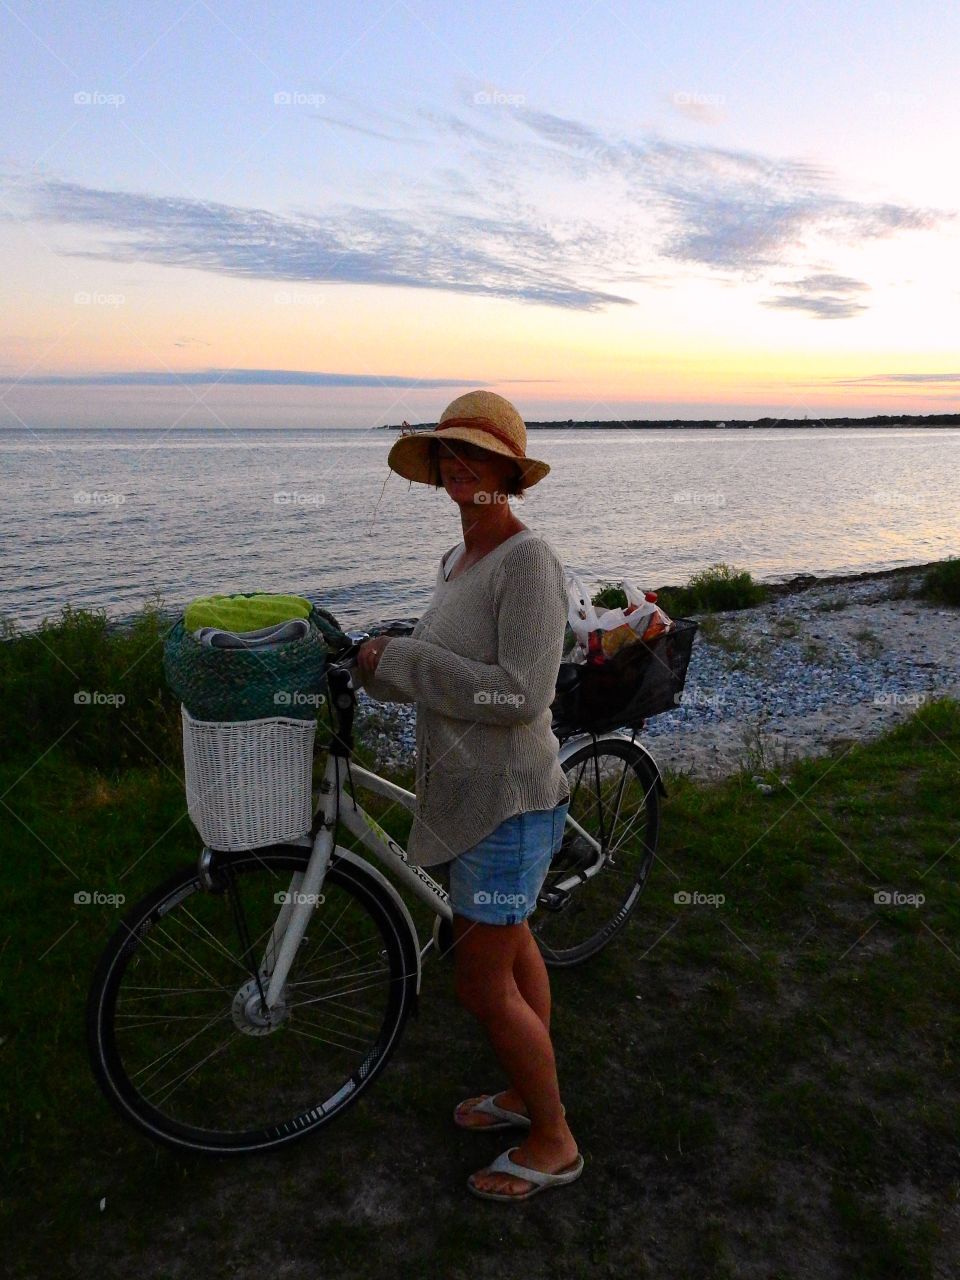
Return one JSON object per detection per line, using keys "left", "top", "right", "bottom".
{"left": 564, "top": 571, "right": 673, "bottom": 664}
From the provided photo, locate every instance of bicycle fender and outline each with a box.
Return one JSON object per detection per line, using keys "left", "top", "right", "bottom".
{"left": 329, "top": 845, "right": 423, "bottom": 998}
{"left": 558, "top": 729, "right": 668, "bottom": 797}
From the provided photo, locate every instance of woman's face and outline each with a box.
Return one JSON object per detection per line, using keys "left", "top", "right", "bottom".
{"left": 437, "top": 439, "right": 519, "bottom": 505}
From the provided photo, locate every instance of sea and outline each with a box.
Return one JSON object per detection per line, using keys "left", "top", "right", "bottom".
{"left": 2, "top": 426, "right": 957, "bottom": 632}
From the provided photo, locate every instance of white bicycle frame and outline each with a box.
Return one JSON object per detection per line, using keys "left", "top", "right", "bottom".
{"left": 253, "top": 664, "right": 633, "bottom": 1011}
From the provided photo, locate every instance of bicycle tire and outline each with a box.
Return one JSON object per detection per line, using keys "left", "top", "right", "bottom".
{"left": 532, "top": 736, "right": 661, "bottom": 967}
{"left": 86, "top": 847, "right": 417, "bottom": 1156}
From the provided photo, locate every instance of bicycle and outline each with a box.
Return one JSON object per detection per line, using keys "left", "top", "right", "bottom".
{"left": 86, "top": 617, "right": 695, "bottom": 1156}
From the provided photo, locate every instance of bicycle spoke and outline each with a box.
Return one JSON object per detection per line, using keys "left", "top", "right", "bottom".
{"left": 95, "top": 857, "right": 412, "bottom": 1147}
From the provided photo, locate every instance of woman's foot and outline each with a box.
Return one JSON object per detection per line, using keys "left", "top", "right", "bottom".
{"left": 468, "top": 1127, "right": 580, "bottom": 1197}
{"left": 455, "top": 1089, "right": 528, "bottom": 1127}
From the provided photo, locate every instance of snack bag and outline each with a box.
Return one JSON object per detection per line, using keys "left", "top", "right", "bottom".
{"left": 565, "top": 572, "right": 674, "bottom": 665}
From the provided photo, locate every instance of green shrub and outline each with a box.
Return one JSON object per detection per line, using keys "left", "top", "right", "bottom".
{"left": 662, "top": 562, "right": 767, "bottom": 615}
{"left": 591, "top": 582, "right": 628, "bottom": 609}
{"left": 0, "top": 598, "right": 183, "bottom": 771}
{"left": 919, "top": 556, "right": 960, "bottom": 606}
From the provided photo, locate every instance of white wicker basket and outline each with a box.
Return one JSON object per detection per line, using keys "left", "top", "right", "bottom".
{"left": 181, "top": 706, "right": 316, "bottom": 851}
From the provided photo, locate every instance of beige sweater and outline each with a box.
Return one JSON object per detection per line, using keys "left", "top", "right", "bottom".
{"left": 358, "top": 528, "right": 571, "bottom": 867}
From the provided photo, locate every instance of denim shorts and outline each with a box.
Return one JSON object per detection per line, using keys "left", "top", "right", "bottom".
{"left": 439, "top": 799, "right": 570, "bottom": 926}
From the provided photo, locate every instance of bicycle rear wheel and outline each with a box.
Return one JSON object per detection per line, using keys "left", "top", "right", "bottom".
{"left": 87, "top": 848, "right": 416, "bottom": 1155}
{"left": 531, "top": 734, "right": 661, "bottom": 966}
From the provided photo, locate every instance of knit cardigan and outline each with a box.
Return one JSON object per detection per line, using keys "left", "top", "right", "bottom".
{"left": 358, "top": 528, "right": 571, "bottom": 867}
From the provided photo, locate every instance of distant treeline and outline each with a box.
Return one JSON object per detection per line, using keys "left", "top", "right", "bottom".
{"left": 381, "top": 413, "right": 960, "bottom": 431}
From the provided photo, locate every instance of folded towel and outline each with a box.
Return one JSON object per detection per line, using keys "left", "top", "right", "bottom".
{"left": 194, "top": 618, "right": 312, "bottom": 650}
{"left": 184, "top": 593, "right": 313, "bottom": 633}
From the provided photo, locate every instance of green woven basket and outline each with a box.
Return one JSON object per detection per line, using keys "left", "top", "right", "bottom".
{"left": 163, "top": 603, "right": 348, "bottom": 722}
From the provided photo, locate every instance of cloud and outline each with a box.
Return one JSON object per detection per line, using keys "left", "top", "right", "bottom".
{"left": 4, "top": 99, "right": 953, "bottom": 321}
{"left": 500, "top": 106, "right": 949, "bottom": 282}
{"left": 2, "top": 369, "right": 490, "bottom": 388}
{"left": 8, "top": 174, "right": 632, "bottom": 312}
{"left": 819, "top": 372, "right": 960, "bottom": 385}
{"left": 761, "top": 271, "right": 871, "bottom": 319}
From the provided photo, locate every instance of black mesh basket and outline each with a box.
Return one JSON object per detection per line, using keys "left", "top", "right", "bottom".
{"left": 551, "top": 617, "right": 699, "bottom": 735}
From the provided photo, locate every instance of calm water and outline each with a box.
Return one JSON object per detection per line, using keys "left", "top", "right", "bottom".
{"left": 2, "top": 427, "right": 957, "bottom": 631}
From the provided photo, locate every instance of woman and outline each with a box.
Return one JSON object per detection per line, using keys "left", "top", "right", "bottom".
{"left": 356, "top": 389, "right": 583, "bottom": 1202}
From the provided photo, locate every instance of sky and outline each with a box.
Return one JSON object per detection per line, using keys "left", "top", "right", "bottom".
{"left": 1, "top": 0, "right": 958, "bottom": 429}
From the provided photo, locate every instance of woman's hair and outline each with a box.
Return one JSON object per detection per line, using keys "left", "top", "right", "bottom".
{"left": 429, "top": 440, "right": 527, "bottom": 500}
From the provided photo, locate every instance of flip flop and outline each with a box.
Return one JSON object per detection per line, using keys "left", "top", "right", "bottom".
{"left": 467, "top": 1145, "right": 585, "bottom": 1201}
{"left": 453, "top": 1093, "right": 566, "bottom": 1131}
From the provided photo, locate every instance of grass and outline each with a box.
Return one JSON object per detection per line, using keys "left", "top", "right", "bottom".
{"left": 2, "top": 597, "right": 959, "bottom": 1278}
{"left": 2, "top": 664, "right": 959, "bottom": 1275}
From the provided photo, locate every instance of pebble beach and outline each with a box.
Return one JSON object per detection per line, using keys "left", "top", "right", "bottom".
{"left": 354, "top": 562, "right": 959, "bottom": 783}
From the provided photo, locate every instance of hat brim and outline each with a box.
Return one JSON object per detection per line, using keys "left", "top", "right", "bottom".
{"left": 387, "top": 428, "right": 550, "bottom": 488}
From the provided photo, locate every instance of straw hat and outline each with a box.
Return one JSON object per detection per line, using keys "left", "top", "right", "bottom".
{"left": 386, "top": 390, "right": 551, "bottom": 490}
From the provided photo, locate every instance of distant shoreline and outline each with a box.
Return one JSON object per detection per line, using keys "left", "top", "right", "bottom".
{"left": 380, "top": 414, "right": 960, "bottom": 431}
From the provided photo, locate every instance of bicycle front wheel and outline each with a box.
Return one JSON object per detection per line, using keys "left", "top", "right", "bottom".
{"left": 532, "top": 734, "right": 661, "bottom": 966}
{"left": 87, "top": 848, "right": 416, "bottom": 1155}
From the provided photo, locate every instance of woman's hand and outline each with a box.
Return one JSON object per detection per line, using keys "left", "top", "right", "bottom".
{"left": 357, "top": 636, "right": 392, "bottom": 678}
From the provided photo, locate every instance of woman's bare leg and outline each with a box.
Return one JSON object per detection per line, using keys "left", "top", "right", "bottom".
{"left": 452, "top": 914, "right": 579, "bottom": 1196}
{"left": 454, "top": 919, "right": 549, "bottom": 1123}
